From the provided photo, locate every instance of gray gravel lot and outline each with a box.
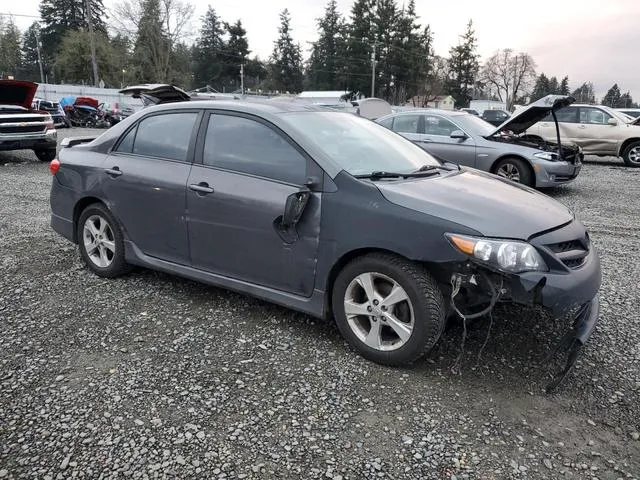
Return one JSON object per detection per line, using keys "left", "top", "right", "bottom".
{"left": 1, "top": 128, "right": 639, "bottom": 479}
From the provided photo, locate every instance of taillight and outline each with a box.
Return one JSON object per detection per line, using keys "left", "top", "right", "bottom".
{"left": 49, "top": 159, "right": 60, "bottom": 175}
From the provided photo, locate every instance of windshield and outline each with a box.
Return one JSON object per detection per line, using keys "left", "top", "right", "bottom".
{"left": 454, "top": 113, "right": 496, "bottom": 136}
{"left": 282, "top": 112, "right": 440, "bottom": 175}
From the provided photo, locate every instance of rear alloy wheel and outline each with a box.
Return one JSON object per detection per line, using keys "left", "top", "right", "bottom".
{"left": 77, "top": 203, "right": 131, "bottom": 278}
{"left": 332, "top": 253, "right": 446, "bottom": 366}
{"left": 494, "top": 157, "right": 534, "bottom": 187}
{"left": 622, "top": 141, "right": 640, "bottom": 167}
{"left": 34, "top": 149, "right": 57, "bottom": 162}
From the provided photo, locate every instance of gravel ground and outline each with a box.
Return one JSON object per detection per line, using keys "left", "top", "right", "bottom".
{"left": 1, "top": 128, "right": 639, "bottom": 479}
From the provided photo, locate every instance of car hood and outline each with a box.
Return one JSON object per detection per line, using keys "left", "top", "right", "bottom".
{"left": 490, "top": 95, "right": 575, "bottom": 136}
{"left": 119, "top": 84, "right": 191, "bottom": 106}
{"left": 376, "top": 168, "right": 573, "bottom": 240}
{"left": 0, "top": 80, "right": 38, "bottom": 109}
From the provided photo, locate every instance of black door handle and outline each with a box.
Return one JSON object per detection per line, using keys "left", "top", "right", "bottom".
{"left": 105, "top": 167, "right": 122, "bottom": 176}
{"left": 189, "top": 182, "right": 214, "bottom": 194}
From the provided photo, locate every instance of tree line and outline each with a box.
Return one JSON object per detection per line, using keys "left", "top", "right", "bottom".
{"left": 0, "top": 0, "right": 636, "bottom": 109}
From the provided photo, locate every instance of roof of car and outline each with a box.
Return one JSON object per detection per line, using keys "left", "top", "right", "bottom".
{"left": 382, "top": 108, "right": 468, "bottom": 118}
{"left": 146, "top": 99, "right": 329, "bottom": 115}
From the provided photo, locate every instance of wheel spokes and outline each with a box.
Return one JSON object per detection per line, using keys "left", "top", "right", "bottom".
{"left": 364, "top": 320, "right": 382, "bottom": 349}
{"left": 344, "top": 299, "right": 371, "bottom": 317}
{"left": 382, "top": 283, "right": 408, "bottom": 308}
{"left": 384, "top": 313, "right": 412, "bottom": 343}
{"left": 355, "top": 273, "right": 377, "bottom": 303}
{"left": 102, "top": 239, "right": 115, "bottom": 253}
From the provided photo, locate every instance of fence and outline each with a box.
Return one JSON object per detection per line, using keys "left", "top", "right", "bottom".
{"left": 35, "top": 83, "right": 144, "bottom": 107}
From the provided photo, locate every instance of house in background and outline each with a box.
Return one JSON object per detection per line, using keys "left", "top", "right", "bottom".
{"left": 405, "top": 95, "right": 455, "bottom": 110}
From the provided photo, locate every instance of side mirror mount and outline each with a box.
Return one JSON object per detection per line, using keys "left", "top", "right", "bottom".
{"left": 607, "top": 118, "right": 618, "bottom": 126}
{"left": 450, "top": 130, "right": 468, "bottom": 139}
{"left": 282, "top": 188, "right": 310, "bottom": 227}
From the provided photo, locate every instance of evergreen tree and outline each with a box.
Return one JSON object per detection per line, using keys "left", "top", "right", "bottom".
{"left": 0, "top": 17, "right": 22, "bottom": 78}
{"left": 531, "top": 73, "right": 550, "bottom": 100}
{"left": 602, "top": 83, "right": 621, "bottom": 107}
{"left": 571, "top": 82, "right": 596, "bottom": 104}
{"left": 445, "top": 20, "right": 479, "bottom": 108}
{"left": 133, "top": 0, "right": 170, "bottom": 82}
{"left": 373, "top": 0, "right": 398, "bottom": 101}
{"left": 389, "top": 0, "right": 423, "bottom": 104}
{"left": 618, "top": 91, "right": 635, "bottom": 108}
{"left": 559, "top": 76, "right": 570, "bottom": 95}
{"left": 306, "top": 0, "right": 347, "bottom": 91}
{"left": 268, "top": 9, "right": 303, "bottom": 93}
{"left": 344, "top": 0, "right": 375, "bottom": 97}
{"left": 39, "top": 0, "right": 107, "bottom": 59}
{"left": 20, "top": 22, "right": 44, "bottom": 81}
{"left": 548, "top": 76, "right": 559, "bottom": 95}
{"left": 221, "top": 20, "right": 250, "bottom": 91}
{"left": 193, "top": 6, "right": 225, "bottom": 88}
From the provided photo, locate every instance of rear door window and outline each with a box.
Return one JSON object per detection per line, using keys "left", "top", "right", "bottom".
{"left": 130, "top": 112, "right": 198, "bottom": 161}
{"left": 392, "top": 115, "right": 421, "bottom": 134}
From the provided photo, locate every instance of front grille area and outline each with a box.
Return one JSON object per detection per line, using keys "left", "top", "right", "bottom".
{"left": 546, "top": 238, "right": 589, "bottom": 269}
{"left": 0, "top": 125, "right": 46, "bottom": 134}
{"left": 0, "top": 116, "right": 43, "bottom": 125}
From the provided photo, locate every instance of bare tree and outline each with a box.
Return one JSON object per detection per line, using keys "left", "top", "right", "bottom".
{"left": 481, "top": 49, "right": 536, "bottom": 109}
{"left": 415, "top": 55, "right": 448, "bottom": 107}
{"left": 110, "top": 0, "right": 194, "bottom": 81}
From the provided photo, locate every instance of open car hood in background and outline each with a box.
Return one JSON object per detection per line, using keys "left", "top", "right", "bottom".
{"left": 119, "top": 84, "right": 191, "bottom": 106}
{"left": 0, "top": 80, "right": 39, "bottom": 109}
{"left": 489, "top": 95, "right": 575, "bottom": 136}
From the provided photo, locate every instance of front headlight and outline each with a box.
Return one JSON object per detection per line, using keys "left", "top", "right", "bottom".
{"left": 533, "top": 151, "right": 558, "bottom": 161}
{"left": 446, "top": 234, "right": 548, "bottom": 273}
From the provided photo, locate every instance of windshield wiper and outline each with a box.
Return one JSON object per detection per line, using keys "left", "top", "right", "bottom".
{"left": 354, "top": 169, "right": 441, "bottom": 180}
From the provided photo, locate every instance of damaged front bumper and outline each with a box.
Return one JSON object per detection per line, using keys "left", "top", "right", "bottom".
{"left": 449, "top": 221, "right": 601, "bottom": 391}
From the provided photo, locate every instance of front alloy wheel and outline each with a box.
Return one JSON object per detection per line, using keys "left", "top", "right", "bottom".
{"left": 494, "top": 157, "right": 533, "bottom": 187}
{"left": 622, "top": 141, "right": 640, "bottom": 167}
{"left": 344, "top": 272, "right": 414, "bottom": 351}
{"left": 332, "top": 253, "right": 446, "bottom": 366}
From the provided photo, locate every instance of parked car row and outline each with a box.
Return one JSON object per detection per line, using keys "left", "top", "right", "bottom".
{"left": 376, "top": 96, "right": 583, "bottom": 188}
{"left": 47, "top": 90, "right": 601, "bottom": 391}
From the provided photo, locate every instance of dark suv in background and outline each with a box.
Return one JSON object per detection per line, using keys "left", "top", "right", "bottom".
{"left": 481, "top": 109, "right": 511, "bottom": 126}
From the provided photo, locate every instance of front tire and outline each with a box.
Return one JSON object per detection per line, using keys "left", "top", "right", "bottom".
{"left": 494, "top": 157, "right": 534, "bottom": 187}
{"left": 622, "top": 141, "right": 640, "bottom": 167}
{"left": 34, "top": 149, "right": 56, "bottom": 162}
{"left": 331, "top": 253, "right": 446, "bottom": 366}
{"left": 77, "top": 203, "right": 131, "bottom": 278}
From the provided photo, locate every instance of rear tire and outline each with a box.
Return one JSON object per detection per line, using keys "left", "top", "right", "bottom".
{"left": 34, "top": 149, "right": 56, "bottom": 162}
{"left": 77, "top": 203, "right": 131, "bottom": 278}
{"left": 331, "top": 253, "right": 446, "bottom": 366}
{"left": 621, "top": 141, "right": 640, "bottom": 167}
{"left": 493, "top": 157, "right": 534, "bottom": 187}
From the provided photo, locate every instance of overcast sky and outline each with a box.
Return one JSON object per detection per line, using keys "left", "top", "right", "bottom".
{"left": 7, "top": 0, "right": 640, "bottom": 100}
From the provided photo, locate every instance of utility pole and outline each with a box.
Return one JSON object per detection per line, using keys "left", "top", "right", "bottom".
{"left": 35, "top": 29, "right": 45, "bottom": 84}
{"left": 240, "top": 63, "right": 244, "bottom": 96}
{"left": 85, "top": 0, "right": 99, "bottom": 87}
{"left": 370, "top": 42, "right": 376, "bottom": 98}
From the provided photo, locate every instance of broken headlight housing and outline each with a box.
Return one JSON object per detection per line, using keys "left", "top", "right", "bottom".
{"left": 446, "top": 234, "right": 548, "bottom": 273}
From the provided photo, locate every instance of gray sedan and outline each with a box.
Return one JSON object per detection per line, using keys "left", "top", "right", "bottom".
{"left": 376, "top": 96, "right": 583, "bottom": 188}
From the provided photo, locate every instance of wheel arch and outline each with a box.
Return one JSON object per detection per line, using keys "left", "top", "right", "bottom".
{"left": 618, "top": 138, "right": 640, "bottom": 157}
{"left": 72, "top": 196, "right": 107, "bottom": 243}
{"left": 490, "top": 154, "right": 536, "bottom": 184}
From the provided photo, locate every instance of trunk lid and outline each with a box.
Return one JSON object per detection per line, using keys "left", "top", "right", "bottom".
{"left": 119, "top": 84, "right": 191, "bottom": 106}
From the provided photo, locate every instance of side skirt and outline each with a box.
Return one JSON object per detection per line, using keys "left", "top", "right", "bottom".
{"left": 124, "top": 240, "right": 327, "bottom": 319}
